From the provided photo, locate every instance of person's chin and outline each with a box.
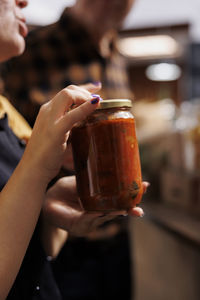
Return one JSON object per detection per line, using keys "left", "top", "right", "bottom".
{"left": 12, "top": 37, "right": 26, "bottom": 57}
{"left": 17, "top": 36, "right": 26, "bottom": 53}
{"left": 2, "top": 40, "right": 25, "bottom": 62}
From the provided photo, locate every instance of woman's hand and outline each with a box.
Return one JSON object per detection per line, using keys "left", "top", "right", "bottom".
{"left": 22, "top": 83, "right": 101, "bottom": 184}
{"left": 42, "top": 176, "right": 149, "bottom": 237}
{"left": 128, "top": 181, "right": 149, "bottom": 216}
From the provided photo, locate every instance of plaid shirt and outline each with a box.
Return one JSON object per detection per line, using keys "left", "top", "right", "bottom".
{"left": 3, "top": 8, "right": 132, "bottom": 126}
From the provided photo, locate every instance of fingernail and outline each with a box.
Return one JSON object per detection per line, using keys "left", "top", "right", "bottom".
{"left": 91, "top": 94, "right": 100, "bottom": 98}
{"left": 144, "top": 182, "right": 150, "bottom": 194}
{"left": 91, "top": 97, "right": 100, "bottom": 104}
{"left": 140, "top": 212, "right": 145, "bottom": 218}
{"left": 91, "top": 94, "right": 103, "bottom": 104}
{"left": 122, "top": 213, "right": 128, "bottom": 217}
{"left": 93, "top": 81, "right": 101, "bottom": 86}
{"left": 92, "top": 94, "right": 103, "bottom": 101}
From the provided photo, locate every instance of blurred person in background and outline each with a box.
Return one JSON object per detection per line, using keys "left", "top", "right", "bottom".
{"left": 0, "top": 0, "right": 148, "bottom": 299}
{"left": 2, "top": 0, "right": 140, "bottom": 299}
{"left": 2, "top": 0, "right": 134, "bottom": 126}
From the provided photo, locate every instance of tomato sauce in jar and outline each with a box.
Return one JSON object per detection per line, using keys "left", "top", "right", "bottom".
{"left": 71, "top": 99, "right": 143, "bottom": 212}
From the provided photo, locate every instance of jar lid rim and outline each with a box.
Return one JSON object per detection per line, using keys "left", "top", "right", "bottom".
{"left": 98, "top": 99, "right": 132, "bottom": 109}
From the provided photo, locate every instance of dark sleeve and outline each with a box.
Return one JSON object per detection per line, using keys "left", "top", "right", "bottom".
{"left": 7, "top": 222, "right": 47, "bottom": 299}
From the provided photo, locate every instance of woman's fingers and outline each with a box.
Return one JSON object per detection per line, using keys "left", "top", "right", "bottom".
{"left": 142, "top": 181, "right": 150, "bottom": 194}
{"left": 50, "top": 84, "right": 102, "bottom": 124}
{"left": 51, "top": 86, "right": 92, "bottom": 119}
{"left": 127, "top": 181, "right": 150, "bottom": 217}
{"left": 128, "top": 206, "right": 144, "bottom": 217}
{"left": 79, "top": 82, "right": 102, "bottom": 93}
{"left": 60, "top": 95, "right": 100, "bottom": 131}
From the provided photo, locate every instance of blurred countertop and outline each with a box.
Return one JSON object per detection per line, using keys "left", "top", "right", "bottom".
{"left": 142, "top": 202, "right": 200, "bottom": 249}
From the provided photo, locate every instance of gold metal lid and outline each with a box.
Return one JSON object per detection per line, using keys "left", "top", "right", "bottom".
{"left": 98, "top": 99, "right": 132, "bottom": 109}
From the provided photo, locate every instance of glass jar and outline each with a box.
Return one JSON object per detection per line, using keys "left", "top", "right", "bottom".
{"left": 71, "top": 99, "right": 143, "bottom": 212}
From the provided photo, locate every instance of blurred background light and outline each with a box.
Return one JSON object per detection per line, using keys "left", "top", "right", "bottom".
{"left": 117, "top": 35, "right": 181, "bottom": 59}
{"left": 145, "top": 63, "right": 182, "bottom": 82}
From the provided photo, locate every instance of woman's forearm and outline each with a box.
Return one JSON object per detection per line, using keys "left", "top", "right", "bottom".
{"left": 0, "top": 157, "right": 48, "bottom": 299}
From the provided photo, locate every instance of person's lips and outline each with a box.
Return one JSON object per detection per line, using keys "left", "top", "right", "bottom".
{"left": 18, "top": 20, "right": 28, "bottom": 38}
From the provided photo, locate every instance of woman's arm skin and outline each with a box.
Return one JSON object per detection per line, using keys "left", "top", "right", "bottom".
{"left": 0, "top": 84, "right": 100, "bottom": 299}
{"left": 0, "top": 155, "right": 48, "bottom": 299}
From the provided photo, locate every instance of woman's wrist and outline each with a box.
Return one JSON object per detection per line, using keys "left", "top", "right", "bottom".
{"left": 18, "top": 153, "right": 51, "bottom": 192}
